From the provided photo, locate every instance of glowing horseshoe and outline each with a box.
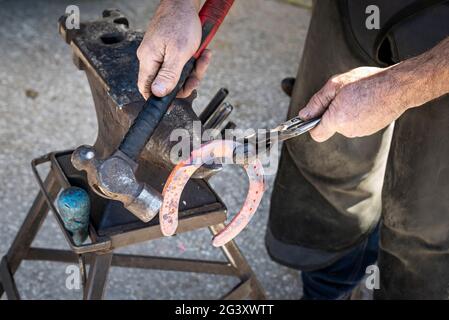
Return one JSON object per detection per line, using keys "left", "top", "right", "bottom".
{"left": 160, "top": 140, "right": 265, "bottom": 247}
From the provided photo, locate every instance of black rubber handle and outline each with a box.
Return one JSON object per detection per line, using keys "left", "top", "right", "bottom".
{"left": 119, "top": 58, "right": 195, "bottom": 161}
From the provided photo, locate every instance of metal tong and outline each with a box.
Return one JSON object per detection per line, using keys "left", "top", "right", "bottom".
{"left": 237, "top": 116, "right": 321, "bottom": 159}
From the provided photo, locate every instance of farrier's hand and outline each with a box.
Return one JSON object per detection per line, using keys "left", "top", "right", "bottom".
{"left": 137, "top": 0, "right": 211, "bottom": 99}
{"left": 298, "top": 67, "right": 409, "bottom": 142}
{"left": 299, "top": 36, "right": 449, "bottom": 142}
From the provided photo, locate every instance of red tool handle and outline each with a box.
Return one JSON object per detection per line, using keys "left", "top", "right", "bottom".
{"left": 194, "top": 0, "right": 234, "bottom": 59}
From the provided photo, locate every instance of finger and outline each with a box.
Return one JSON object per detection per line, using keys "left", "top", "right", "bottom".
{"left": 193, "top": 49, "right": 212, "bottom": 81}
{"left": 137, "top": 63, "right": 160, "bottom": 99}
{"left": 298, "top": 78, "right": 339, "bottom": 120}
{"left": 178, "top": 76, "right": 200, "bottom": 98}
{"left": 151, "top": 46, "right": 192, "bottom": 97}
{"left": 309, "top": 109, "right": 337, "bottom": 142}
{"left": 137, "top": 45, "right": 163, "bottom": 99}
{"left": 177, "top": 50, "right": 212, "bottom": 98}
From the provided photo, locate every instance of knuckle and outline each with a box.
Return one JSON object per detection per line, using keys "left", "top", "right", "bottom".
{"left": 137, "top": 40, "right": 161, "bottom": 62}
{"left": 328, "top": 75, "right": 341, "bottom": 87}
{"left": 137, "top": 43, "right": 152, "bottom": 60}
{"left": 136, "top": 45, "right": 145, "bottom": 60}
{"left": 310, "top": 92, "right": 325, "bottom": 108}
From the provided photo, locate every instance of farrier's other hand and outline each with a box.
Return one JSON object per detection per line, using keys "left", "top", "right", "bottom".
{"left": 137, "top": 0, "right": 211, "bottom": 99}
{"left": 298, "top": 67, "right": 409, "bottom": 142}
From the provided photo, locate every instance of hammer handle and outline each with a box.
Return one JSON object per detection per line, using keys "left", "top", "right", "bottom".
{"left": 119, "top": 0, "right": 235, "bottom": 161}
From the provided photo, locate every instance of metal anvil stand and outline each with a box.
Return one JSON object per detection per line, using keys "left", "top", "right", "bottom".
{"left": 0, "top": 10, "right": 265, "bottom": 300}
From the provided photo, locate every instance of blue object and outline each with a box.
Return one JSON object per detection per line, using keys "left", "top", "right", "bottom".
{"left": 301, "top": 224, "right": 380, "bottom": 300}
{"left": 57, "top": 187, "right": 90, "bottom": 246}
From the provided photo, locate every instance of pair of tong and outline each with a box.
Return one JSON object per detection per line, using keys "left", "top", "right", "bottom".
{"left": 236, "top": 116, "right": 321, "bottom": 159}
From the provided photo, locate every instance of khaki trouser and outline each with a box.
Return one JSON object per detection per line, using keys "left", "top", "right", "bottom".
{"left": 267, "top": 0, "right": 449, "bottom": 299}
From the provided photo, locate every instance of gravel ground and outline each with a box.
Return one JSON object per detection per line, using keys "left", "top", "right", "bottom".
{"left": 0, "top": 0, "right": 311, "bottom": 299}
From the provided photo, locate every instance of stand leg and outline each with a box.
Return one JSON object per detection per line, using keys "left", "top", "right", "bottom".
{"left": 209, "top": 223, "right": 266, "bottom": 299}
{"left": 83, "top": 252, "right": 113, "bottom": 300}
{"left": 0, "top": 257, "right": 20, "bottom": 300}
{"left": 0, "top": 171, "right": 60, "bottom": 299}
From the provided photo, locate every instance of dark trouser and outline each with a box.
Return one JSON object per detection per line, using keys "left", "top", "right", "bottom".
{"left": 301, "top": 224, "right": 379, "bottom": 300}
{"left": 266, "top": 0, "right": 449, "bottom": 299}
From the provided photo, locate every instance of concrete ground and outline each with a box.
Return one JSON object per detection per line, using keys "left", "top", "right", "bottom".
{"left": 0, "top": 0, "right": 311, "bottom": 299}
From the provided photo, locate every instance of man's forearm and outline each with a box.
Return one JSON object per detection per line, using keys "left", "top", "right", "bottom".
{"left": 390, "top": 37, "right": 449, "bottom": 111}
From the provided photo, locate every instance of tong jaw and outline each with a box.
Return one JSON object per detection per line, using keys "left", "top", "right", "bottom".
{"left": 274, "top": 116, "right": 321, "bottom": 142}
{"left": 234, "top": 116, "right": 321, "bottom": 162}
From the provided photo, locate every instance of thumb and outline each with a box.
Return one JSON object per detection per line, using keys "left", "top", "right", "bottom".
{"left": 151, "top": 50, "right": 190, "bottom": 97}
{"left": 298, "top": 78, "right": 339, "bottom": 120}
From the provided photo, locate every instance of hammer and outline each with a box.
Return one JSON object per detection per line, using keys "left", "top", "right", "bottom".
{"left": 72, "top": 0, "right": 235, "bottom": 222}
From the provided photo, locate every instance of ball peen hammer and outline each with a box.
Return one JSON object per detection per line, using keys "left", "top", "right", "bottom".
{"left": 72, "top": 0, "right": 235, "bottom": 222}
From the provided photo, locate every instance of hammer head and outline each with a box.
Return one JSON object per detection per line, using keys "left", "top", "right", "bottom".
{"left": 71, "top": 145, "right": 162, "bottom": 222}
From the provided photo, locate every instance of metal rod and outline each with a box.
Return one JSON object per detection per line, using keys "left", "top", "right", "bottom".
{"left": 0, "top": 257, "right": 20, "bottom": 300}
{"left": 209, "top": 223, "right": 267, "bottom": 299}
{"left": 6, "top": 168, "right": 59, "bottom": 273}
{"left": 109, "top": 206, "right": 226, "bottom": 249}
{"left": 25, "top": 248, "right": 237, "bottom": 276}
{"left": 84, "top": 252, "right": 113, "bottom": 300}
{"left": 204, "top": 102, "right": 233, "bottom": 131}
{"left": 199, "top": 88, "right": 229, "bottom": 123}
{"left": 221, "top": 279, "right": 253, "bottom": 300}
{"left": 220, "top": 121, "right": 237, "bottom": 138}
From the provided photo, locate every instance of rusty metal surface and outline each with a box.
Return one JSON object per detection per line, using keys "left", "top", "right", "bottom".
{"left": 60, "top": 9, "right": 140, "bottom": 108}
{"left": 57, "top": 11, "right": 231, "bottom": 233}
{"left": 59, "top": 10, "right": 209, "bottom": 172}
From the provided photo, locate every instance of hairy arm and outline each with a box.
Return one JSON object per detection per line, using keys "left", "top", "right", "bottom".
{"left": 299, "top": 37, "right": 449, "bottom": 142}
{"left": 396, "top": 37, "right": 449, "bottom": 109}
